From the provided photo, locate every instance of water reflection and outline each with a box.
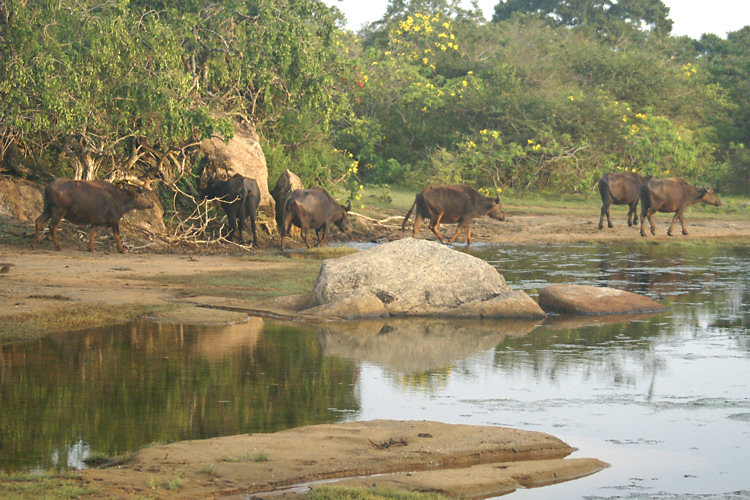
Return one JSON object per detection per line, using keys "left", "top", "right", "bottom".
{"left": 315, "top": 318, "right": 540, "bottom": 391}
{"left": 0, "top": 321, "right": 359, "bottom": 471}
{"left": 2, "top": 241, "right": 749, "bottom": 497}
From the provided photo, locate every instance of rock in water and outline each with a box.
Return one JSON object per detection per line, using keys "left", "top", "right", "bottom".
{"left": 538, "top": 284, "right": 667, "bottom": 316}
{"left": 308, "top": 238, "right": 544, "bottom": 319}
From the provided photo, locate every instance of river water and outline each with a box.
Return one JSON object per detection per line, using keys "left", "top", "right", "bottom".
{"left": 1, "top": 241, "right": 749, "bottom": 498}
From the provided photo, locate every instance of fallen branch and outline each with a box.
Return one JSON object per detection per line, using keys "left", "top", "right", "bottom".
{"left": 347, "top": 211, "right": 405, "bottom": 227}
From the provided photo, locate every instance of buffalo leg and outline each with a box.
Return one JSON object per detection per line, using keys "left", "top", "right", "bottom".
{"left": 280, "top": 211, "right": 294, "bottom": 251}
{"left": 640, "top": 209, "right": 656, "bottom": 237}
{"left": 32, "top": 206, "right": 52, "bottom": 249}
{"left": 112, "top": 223, "right": 126, "bottom": 253}
{"left": 667, "top": 212, "right": 681, "bottom": 236}
{"left": 318, "top": 223, "right": 329, "bottom": 247}
{"left": 679, "top": 211, "right": 689, "bottom": 235}
{"left": 49, "top": 217, "right": 64, "bottom": 250}
{"left": 226, "top": 210, "right": 238, "bottom": 242}
{"left": 599, "top": 200, "right": 613, "bottom": 229}
{"left": 236, "top": 202, "right": 247, "bottom": 243}
{"left": 412, "top": 213, "right": 424, "bottom": 239}
{"left": 301, "top": 229, "right": 311, "bottom": 248}
{"left": 628, "top": 201, "right": 639, "bottom": 227}
{"left": 430, "top": 213, "right": 445, "bottom": 243}
{"left": 88, "top": 228, "right": 98, "bottom": 252}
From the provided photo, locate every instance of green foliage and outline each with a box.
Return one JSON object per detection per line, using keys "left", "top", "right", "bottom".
{"left": 0, "top": 0, "right": 745, "bottom": 197}
{"left": 307, "top": 485, "right": 450, "bottom": 500}
{"left": 492, "top": 0, "right": 673, "bottom": 39}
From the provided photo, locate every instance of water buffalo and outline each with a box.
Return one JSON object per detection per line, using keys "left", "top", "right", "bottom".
{"left": 202, "top": 173, "right": 260, "bottom": 246}
{"left": 32, "top": 178, "right": 155, "bottom": 253}
{"left": 640, "top": 177, "right": 721, "bottom": 237}
{"left": 280, "top": 188, "right": 351, "bottom": 251}
{"left": 401, "top": 184, "right": 504, "bottom": 245}
{"left": 597, "top": 171, "right": 651, "bottom": 229}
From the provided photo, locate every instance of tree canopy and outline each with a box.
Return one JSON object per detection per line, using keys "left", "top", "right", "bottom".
{"left": 0, "top": 0, "right": 747, "bottom": 196}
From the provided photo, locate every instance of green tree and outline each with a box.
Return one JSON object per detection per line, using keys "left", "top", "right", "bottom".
{"left": 492, "top": 0, "right": 673, "bottom": 40}
{"left": 696, "top": 28, "right": 750, "bottom": 192}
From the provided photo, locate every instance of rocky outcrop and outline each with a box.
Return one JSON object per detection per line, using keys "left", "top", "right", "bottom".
{"left": 82, "top": 420, "right": 608, "bottom": 499}
{"left": 270, "top": 169, "right": 304, "bottom": 227}
{"left": 304, "top": 238, "right": 544, "bottom": 319}
{"left": 122, "top": 188, "right": 166, "bottom": 234}
{"left": 0, "top": 176, "right": 42, "bottom": 222}
{"left": 538, "top": 284, "right": 667, "bottom": 316}
{"left": 200, "top": 120, "right": 275, "bottom": 220}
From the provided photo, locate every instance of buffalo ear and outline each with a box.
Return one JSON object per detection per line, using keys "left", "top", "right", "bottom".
{"left": 345, "top": 200, "right": 352, "bottom": 211}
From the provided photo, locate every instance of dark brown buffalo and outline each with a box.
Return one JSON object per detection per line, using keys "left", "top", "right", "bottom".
{"left": 640, "top": 177, "right": 721, "bottom": 237}
{"left": 401, "top": 184, "right": 504, "bottom": 245}
{"left": 280, "top": 188, "right": 351, "bottom": 251}
{"left": 597, "top": 171, "right": 651, "bottom": 229}
{"left": 32, "top": 178, "right": 154, "bottom": 253}
{"left": 203, "top": 174, "right": 260, "bottom": 246}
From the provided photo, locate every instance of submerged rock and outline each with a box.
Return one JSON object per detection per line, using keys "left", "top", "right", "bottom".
{"left": 538, "top": 284, "right": 667, "bottom": 316}
{"left": 308, "top": 238, "right": 544, "bottom": 319}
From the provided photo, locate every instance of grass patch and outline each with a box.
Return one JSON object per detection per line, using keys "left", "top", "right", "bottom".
{"left": 307, "top": 485, "right": 450, "bottom": 500}
{"left": 0, "top": 470, "right": 96, "bottom": 499}
{"left": 219, "top": 451, "right": 269, "bottom": 463}
{"left": 134, "top": 260, "right": 323, "bottom": 301}
{"left": 0, "top": 303, "right": 172, "bottom": 345}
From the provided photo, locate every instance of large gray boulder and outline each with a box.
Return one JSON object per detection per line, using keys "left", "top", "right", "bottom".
{"left": 307, "top": 238, "right": 544, "bottom": 319}
{"left": 538, "top": 284, "right": 667, "bottom": 316}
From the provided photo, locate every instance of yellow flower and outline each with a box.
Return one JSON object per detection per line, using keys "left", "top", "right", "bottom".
{"left": 491, "top": 131, "right": 499, "bottom": 139}
{"left": 462, "top": 80, "right": 467, "bottom": 87}
{"left": 527, "top": 139, "right": 534, "bottom": 145}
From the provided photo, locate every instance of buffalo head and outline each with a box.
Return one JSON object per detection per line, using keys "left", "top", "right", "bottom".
{"left": 120, "top": 182, "right": 155, "bottom": 210}
{"left": 335, "top": 200, "right": 353, "bottom": 232}
{"left": 486, "top": 195, "right": 505, "bottom": 221}
{"left": 700, "top": 187, "right": 721, "bottom": 207}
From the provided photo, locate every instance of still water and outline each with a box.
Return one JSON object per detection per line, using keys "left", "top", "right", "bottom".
{"left": 1, "top": 242, "right": 749, "bottom": 498}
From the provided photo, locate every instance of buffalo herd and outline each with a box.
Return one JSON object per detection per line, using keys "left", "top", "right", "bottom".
{"left": 596, "top": 172, "right": 721, "bottom": 236}
{"left": 30, "top": 170, "right": 720, "bottom": 252}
